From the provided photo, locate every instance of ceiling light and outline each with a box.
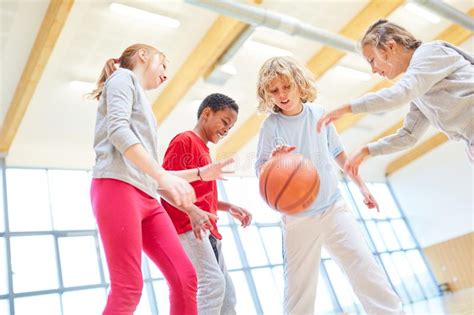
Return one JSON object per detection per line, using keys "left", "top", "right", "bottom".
{"left": 109, "top": 3, "right": 180, "bottom": 29}
{"left": 404, "top": 2, "right": 441, "bottom": 24}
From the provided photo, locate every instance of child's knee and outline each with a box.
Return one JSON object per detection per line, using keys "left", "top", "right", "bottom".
{"left": 207, "top": 272, "right": 226, "bottom": 300}
{"left": 108, "top": 279, "right": 143, "bottom": 311}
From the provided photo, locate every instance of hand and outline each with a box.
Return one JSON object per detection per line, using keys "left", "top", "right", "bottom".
{"left": 359, "top": 185, "right": 380, "bottom": 212}
{"left": 188, "top": 208, "right": 218, "bottom": 240}
{"left": 270, "top": 145, "right": 296, "bottom": 158}
{"left": 156, "top": 172, "right": 196, "bottom": 208}
{"left": 199, "top": 158, "right": 235, "bottom": 181}
{"left": 316, "top": 105, "right": 352, "bottom": 133}
{"left": 344, "top": 146, "right": 370, "bottom": 177}
{"left": 229, "top": 205, "right": 252, "bottom": 227}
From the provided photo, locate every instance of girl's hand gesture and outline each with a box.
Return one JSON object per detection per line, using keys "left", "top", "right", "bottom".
{"left": 271, "top": 145, "right": 296, "bottom": 158}
{"left": 317, "top": 105, "right": 352, "bottom": 132}
{"left": 229, "top": 205, "right": 252, "bottom": 227}
{"left": 157, "top": 172, "right": 196, "bottom": 208}
{"left": 359, "top": 185, "right": 380, "bottom": 212}
{"left": 188, "top": 208, "right": 218, "bottom": 240}
{"left": 344, "top": 146, "right": 370, "bottom": 178}
{"left": 199, "top": 158, "right": 235, "bottom": 181}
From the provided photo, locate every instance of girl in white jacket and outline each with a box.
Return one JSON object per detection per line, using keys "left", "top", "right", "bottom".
{"left": 318, "top": 19, "right": 474, "bottom": 175}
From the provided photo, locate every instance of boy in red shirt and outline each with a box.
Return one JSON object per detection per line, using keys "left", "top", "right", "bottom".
{"left": 161, "top": 93, "right": 252, "bottom": 315}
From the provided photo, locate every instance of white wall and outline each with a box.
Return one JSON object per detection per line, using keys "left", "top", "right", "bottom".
{"left": 388, "top": 140, "right": 473, "bottom": 247}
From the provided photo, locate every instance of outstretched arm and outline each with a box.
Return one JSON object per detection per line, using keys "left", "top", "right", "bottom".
{"left": 344, "top": 103, "right": 430, "bottom": 177}
{"left": 218, "top": 201, "right": 252, "bottom": 227}
{"left": 334, "top": 152, "right": 379, "bottom": 211}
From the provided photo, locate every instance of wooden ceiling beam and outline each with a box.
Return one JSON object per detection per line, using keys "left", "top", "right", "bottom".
{"left": 152, "top": 1, "right": 262, "bottom": 124}
{"left": 0, "top": 0, "right": 74, "bottom": 154}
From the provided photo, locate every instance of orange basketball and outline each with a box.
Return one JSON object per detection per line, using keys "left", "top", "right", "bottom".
{"left": 259, "top": 153, "right": 320, "bottom": 215}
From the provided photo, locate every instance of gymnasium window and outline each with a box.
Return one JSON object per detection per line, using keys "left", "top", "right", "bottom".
{"left": 0, "top": 164, "right": 439, "bottom": 314}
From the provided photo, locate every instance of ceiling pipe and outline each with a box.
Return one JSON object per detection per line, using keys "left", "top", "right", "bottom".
{"left": 412, "top": 0, "right": 474, "bottom": 31}
{"left": 185, "top": 0, "right": 358, "bottom": 54}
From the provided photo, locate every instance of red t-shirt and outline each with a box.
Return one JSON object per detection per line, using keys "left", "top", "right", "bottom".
{"left": 161, "top": 131, "right": 222, "bottom": 239}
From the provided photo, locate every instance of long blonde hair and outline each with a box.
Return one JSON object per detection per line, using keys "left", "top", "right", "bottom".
{"left": 257, "top": 56, "right": 317, "bottom": 113}
{"left": 361, "top": 19, "right": 422, "bottom": 51}
{"left": 89, "top": 43, "right": 166, "bottom": 100}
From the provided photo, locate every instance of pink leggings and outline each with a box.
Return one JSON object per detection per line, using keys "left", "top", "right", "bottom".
{"left": 91, "top": 178, "right": 197, "bottom": 315}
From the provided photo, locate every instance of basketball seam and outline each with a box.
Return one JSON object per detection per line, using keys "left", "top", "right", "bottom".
{"left": 283, "top": 173, "right": 320, "bottom": 212}
{"left": 274, "top": 158, "right": 304, "bottom": 211}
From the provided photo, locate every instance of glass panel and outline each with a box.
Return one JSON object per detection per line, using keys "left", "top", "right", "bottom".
{"left": 259, "top": 227, "right": 283, "bottom": 265}
{"left": 0, "top": 163, "right": 5, "bottom": 233}
{"left": 314, "top": 271, "right": 335, "bottom": 314}
{"left": 324, "top": 260, "right": 358, "bottom": 312}
{"left": 98, "top": 238, "right": 110, "bottom": 284}
{"left": 219, "top": 227, "right": 242, "bottom": 270}
{"left": 14, "top": 294, "right": 61, "bottom": 315}
{"left": 406, "top": 250, "right": 439, "bottom": 298}
{"left": 62, "top": 288, "right": 106, "bottom": 315}
{"left": 365, "top": 221, "right": 386, "bottom": 252}
{"left": 321, "top": 246, "right": 331, "bottom": 259}
{"left": 252, "top": 268, "right": 282, "bottom": 314}
{"left": 271, "top": 266, "right": 284, "bottom": 302}
{"left": 0, "top": 299, "right": 9, "bottom": 315}
{"left": 216, "top": 211, "right": 230, "bottom": 226}
{"left": 222, "top": 178, "right": 280, "bottom": 224}
{"left": 58, "top": 236, "right": 101, "bottom": 287}
{"left": 153, "top": 280, "right": 170, "bottom": 315}
{"left": 391, "top": 219, "right": 416, "bottom": 249}
{"left": 358, "top": 222, "right": 376, "bottom": 253}
{"left": 391, "top": 251, "right": 425, "bottom": 302}
{"left": 370, "top": 183, "right": 401, "bottom": 218}
{"left": 338, "top": 182, "right": 359, "bottom": 218}
{"left": 377, "top": 222, "right": 401, "bottom": 251}
{"left": 229, "top": 271, "right": 256, "bottom": 315}
{"left": 380, "top": 253, "right": 411, "bottom": 304}
{"left": 135, "top": 284, "right": 153, "bottom": 315}
{"left": 48, "top": 170, "right": 95, "bottom": 230}
{"left": 216, "top": 185, "right": 231, "bottom": 226}
{"left": 238, "top": 226, "right": 268, "bottom": 267}
{"left": 6, "top": 169, "right": 52, "bottom": 231}
{"left": 0, "top": 238, "right": 8, "bottom": 295}
{"left": 147, "top": 255, "right": 164, "bottom": 280}
{"left": 10, "top": 235, "right": 58, "bottom": 293}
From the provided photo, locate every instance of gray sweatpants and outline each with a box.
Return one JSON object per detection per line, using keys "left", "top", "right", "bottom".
{"left": 179, "top": 231, "right": 237, "bottom": 315}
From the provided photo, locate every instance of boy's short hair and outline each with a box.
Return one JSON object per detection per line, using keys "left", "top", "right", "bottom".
{"left": 257, "top": 56, "right": 317, "bottom": 113}
{"left": 197, "top": 93, "right": 239, "bottom": 119}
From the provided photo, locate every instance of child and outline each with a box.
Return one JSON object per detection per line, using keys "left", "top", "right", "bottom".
{"left": 90, "top": 44, "right": 232, "bottom": 315}
{"left": 255, "top": 56, "right": 404, "bottom": 314}
{"left": 318, "top": 19, "right": 474, "bottom": 174}
{"left": 161, "top": 93, "right": 252, "bottom": 315}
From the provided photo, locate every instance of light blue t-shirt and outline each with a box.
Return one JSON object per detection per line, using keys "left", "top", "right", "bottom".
{"left": 255, "top": 103, "right": 344, "bottom": 216}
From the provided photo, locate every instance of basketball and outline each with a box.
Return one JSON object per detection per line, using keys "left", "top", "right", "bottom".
{"left": 259, "top": 153, "right": 320, "bottom": 214}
